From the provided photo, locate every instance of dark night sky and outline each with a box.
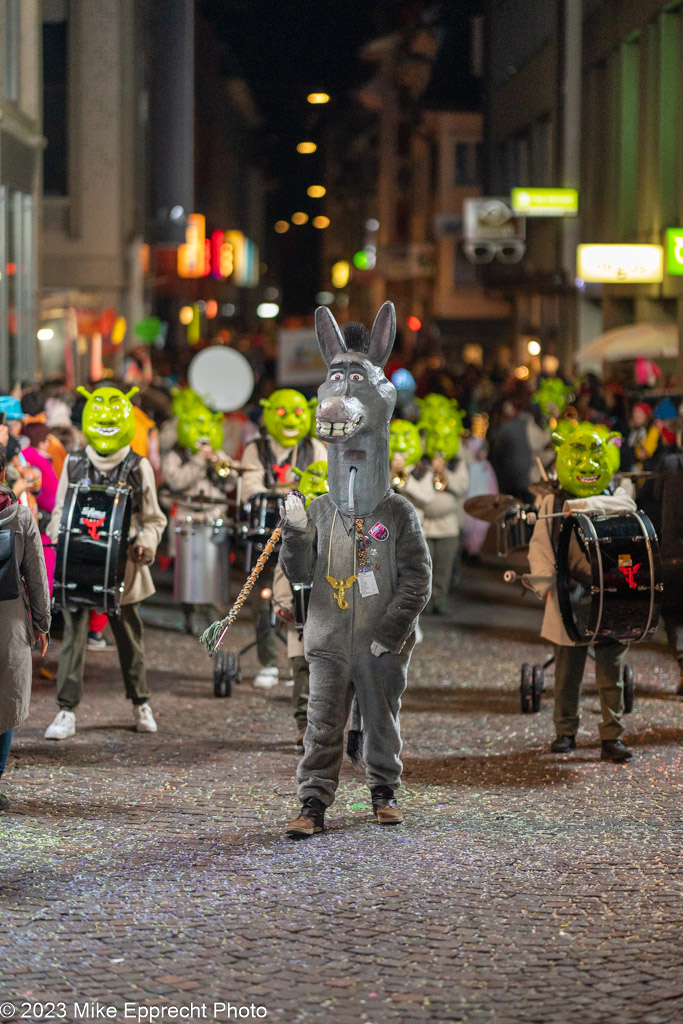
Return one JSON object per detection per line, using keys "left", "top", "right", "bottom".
{"left": 200, "top": 0, "right": 419, "bottom": 313}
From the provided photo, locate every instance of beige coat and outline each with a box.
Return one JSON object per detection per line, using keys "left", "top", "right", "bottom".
{"left": 48, "top": 446, "right": 167, "bottom": 606}
{"left": 0, "top": 490, "right": 51, "bottom": 733}
{"left": 401, "top": 460, "right": 470, "bottom": 538}
{"left": 526, "top": 487, "right": 637, "bottom": 645}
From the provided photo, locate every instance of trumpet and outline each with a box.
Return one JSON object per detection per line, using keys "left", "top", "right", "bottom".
{"left": 433, "top": 469, "right": 447, "bottom": 491}
{"left": 391, "top": 467, "right": 409, "bottom": 488}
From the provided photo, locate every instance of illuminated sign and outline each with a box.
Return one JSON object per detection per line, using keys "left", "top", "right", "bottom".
{"left": 511, "top": 188, "right": 579, "bottom": 217}
{"left": 177, "top": 214, "right": 209, "bottom": 278}
{"left": 178, "top": 217, "right": 257, "bottom": 283}
{"left": 577, "top": 244, "right": 664, "bottom": 284}
{"left": 665, "top": 229, "right": 683, "bottom": 275}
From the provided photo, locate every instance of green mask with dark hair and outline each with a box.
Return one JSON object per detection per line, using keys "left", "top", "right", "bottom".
{"left": 177, "top": 404, "right": 224, "bottom": 453}
{"left": 389, "top": 420, "right": 423, "bottom": 466}
{"left": 534, "top": 378, "right": 573, "bottom": 419}
{"left": 78, "top": 386, "right": 138, "bottom": 455}
{"left": 553, "top": 422, "right": 620, "bottom": 498}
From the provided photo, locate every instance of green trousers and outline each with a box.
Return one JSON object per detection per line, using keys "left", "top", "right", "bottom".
{"left": 426, "top": 536, "right": 460, "bottom": 609}
{"left": 552, "top": 641, "right": 627, "bottom": 741}
{"left": 290, "top": 654, "right": 310, "bottom": 732}
{"left": 56, "top": 604, "right": 149, "bottom": 710}
{"left": 253, "top": 561, "right": 279, "bottom": 668}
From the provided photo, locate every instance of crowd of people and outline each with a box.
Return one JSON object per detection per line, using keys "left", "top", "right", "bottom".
{"left": 1, "top": 326, "right": 682, "bottom": 827}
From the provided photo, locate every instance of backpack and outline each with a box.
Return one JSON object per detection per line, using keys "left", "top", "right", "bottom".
{"left": 0, "top": 529, "right": 22, "bottom": 601}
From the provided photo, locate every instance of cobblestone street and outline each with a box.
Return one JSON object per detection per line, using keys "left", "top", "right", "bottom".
{"left": 1, "top": 566, "right": 682, "bottom": 1024}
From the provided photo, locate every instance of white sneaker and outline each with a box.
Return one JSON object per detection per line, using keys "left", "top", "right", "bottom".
{"left": 253, "top": 666, "right": 279, "bottom": 689}
{"left": 44, "top": 709, "right": 76, "bottom": 740}
{"left": 133, "top": 702, "right": 158, "bottom": 732}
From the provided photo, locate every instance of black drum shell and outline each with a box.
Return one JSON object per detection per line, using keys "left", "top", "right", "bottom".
{"left": 292, "top": 583, "right": 311, "bottom": 629}
{"left": 54, "top": 483, "right": 132, "bottom": 614}
{"left": 556, "top": 510, "right": 662, "bottom": 644}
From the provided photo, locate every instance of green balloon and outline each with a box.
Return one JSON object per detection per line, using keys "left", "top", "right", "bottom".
{"left": 295, "top": 459, "right": 329, "bottom": 506}
{"left": 79, "top": 386, "right": 138, "bottom": 455}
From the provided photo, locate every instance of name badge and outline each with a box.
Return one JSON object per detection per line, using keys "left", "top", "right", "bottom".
{"left": 358, "top": 570, "right": 379, "bottom": 597}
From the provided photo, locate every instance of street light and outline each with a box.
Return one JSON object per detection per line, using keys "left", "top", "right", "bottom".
{"left": 274, "top": 220, "right": 290, "bottom": 233}
{"left": 291, "top": 211, "right": 309, "bottom": 225}
{"left": 257, "top": 302, "right": 279, "bottom": 319}
{"left": 307, "top": 92, "right": 330, "bottom": 104}
{"left": 312, "top": 216, "right": 330, "bottom": 229}
{"left": 307, "top": 185, "right": 326, "bottom": 198}
{"left": 527, "top": 339, "right": 541, "bottom": 356}
{"left": 296, "top": 141, "right": 317, "bottom": 154}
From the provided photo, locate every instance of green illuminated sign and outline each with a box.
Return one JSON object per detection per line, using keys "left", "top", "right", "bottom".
{"left": 665, "top": 229, "right": 683, "bottom": 275}
{"left": 511, "top": 187, "right": 579, "bottom": 217}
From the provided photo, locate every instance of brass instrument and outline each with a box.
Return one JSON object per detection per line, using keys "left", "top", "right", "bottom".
{"left": 391, "top": 467, "right": 409, "bottom": 488}
{"left": 433, "top": 467, "right": 447, "bottom": 491}
{"left": 208, "top": 455, "right": 233, "bottom": 482}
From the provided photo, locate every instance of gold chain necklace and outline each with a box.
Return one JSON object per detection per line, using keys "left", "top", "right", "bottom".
{"left": 326, "top": 508, "right": 363, "bottom": 610}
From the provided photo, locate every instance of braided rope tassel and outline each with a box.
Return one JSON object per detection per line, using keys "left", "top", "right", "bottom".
{"left": 199, "top": 523, "right": 284, "bottom": 656}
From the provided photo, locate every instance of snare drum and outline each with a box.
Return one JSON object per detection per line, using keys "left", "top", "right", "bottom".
{"left": 54, "top": 482, "right": 131, "bottom": 614}
{"left": 241, "top": 492, "right": 284, "bottom": 572}
{"left": 244, "top": 492, "right": 284, "bottom": 537}
{"left": 497, "top": 506, "right": 535, "bottom": 555}
{"left": 173, "top": 515, "right": 230, "bottom": 605}
{"left": 556, "top": 510, "right": 662, "bottom": 644}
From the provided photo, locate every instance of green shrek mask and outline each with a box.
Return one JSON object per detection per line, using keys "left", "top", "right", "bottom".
{"left": 171, "top": 386, "right": 205, "bottom": 419}
{"left": 260, "top": 389, "right": 314, "bottom": 448}
{"left": 423, "top": 418, "right": 463, "bottom": 461}
{"left": 177, "top": 403, "right": 224, "bottom": 453}
{"left": 552, "top": 422, "right": 620, "bottom": 498}
{"left": 534, "top": 378, "right": 574, "bottom": 420}
{"left": 389, "top": 419, "right": 423, "bottom": 467}
{"left": 416, "top": 393, "right": 462, "bottom": 427}
{"left": 293, "top": 459, "right": 329, "bottom": 506}
{"left": 78, "top": 385, "right": 139, "bottom": 455}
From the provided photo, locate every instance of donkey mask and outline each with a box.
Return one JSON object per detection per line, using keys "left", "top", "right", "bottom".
{"left": 315, "top": 302, "right": 397, "bottom": 518}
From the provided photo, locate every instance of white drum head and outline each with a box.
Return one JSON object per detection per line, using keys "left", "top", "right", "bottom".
{"left": 188, "top": 347, "right": 255, "bottom": 412}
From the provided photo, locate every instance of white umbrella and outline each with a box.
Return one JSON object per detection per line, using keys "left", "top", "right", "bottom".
{"left": 576, "top": 322, "right": 678, "bottom": 365}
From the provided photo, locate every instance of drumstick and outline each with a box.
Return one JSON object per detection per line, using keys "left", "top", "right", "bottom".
{"left": 198, "top": 520, "right": 283, "bottom": 656}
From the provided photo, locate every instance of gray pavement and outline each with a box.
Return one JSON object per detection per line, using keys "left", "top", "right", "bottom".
{"left": 1, "top": 564, "right": 682, "bottom": 1024}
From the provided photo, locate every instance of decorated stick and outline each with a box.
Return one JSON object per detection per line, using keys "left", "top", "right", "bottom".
{"left": 199, "top": 521, "right": 283, "bottom": 656}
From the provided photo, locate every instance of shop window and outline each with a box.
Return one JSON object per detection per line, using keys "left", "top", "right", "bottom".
{"left": 455, "top": 142, "right": 483, "bottom": 186}
{"left": 619, "top": 37, "right": 639, "bottom": 238}
{"left": 659, "top": 11, "right": 680, "bottom": 227}
{"left": 43, "top": 16, "right": 69, "bottom": 196}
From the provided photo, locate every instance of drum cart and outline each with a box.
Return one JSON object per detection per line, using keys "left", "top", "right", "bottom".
{"left": 519, "top": 654, "right": 635, "bottom": 715}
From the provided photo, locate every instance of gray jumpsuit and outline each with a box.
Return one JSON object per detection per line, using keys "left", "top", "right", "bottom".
{"left": 279, "top": 490, "right": 431, "bottom": 807}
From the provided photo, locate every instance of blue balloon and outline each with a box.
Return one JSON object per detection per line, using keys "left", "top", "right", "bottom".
{"left": 391, "top": 368, "right": 416, "bottom": 393}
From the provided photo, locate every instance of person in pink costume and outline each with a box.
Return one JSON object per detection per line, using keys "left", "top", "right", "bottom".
{"left": 22, "top": 423, "right": 59, "bottom": 595}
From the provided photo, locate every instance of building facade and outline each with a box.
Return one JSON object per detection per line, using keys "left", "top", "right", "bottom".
{"left": 0, "top": 0, "right": 42, "bottom": 387}
{"left": 485, "top": 0, "right": 683, "bottom": 379}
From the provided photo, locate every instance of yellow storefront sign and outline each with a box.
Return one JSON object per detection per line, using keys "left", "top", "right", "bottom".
{"left": 577, "top": 244, "right": 664, "bottom": 284}
{"left": 511, "top": 187, "right": 579, "bottom": 216}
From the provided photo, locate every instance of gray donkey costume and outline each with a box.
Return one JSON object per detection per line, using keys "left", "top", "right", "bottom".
{"left": 280, "top": 302, "right": 432, "bottom": 837}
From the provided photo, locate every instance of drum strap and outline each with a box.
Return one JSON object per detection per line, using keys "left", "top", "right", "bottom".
{"left": 255, "top": 435, "right": 314, "bottom": 488}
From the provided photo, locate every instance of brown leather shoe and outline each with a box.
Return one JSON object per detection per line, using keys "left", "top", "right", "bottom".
{"left": 371, "top": 785, "right": 403, "bottom": 825}
{"left": 375, "top": 804, "right": 403, "bottom": 824}
{"left": 285, "top": 798, "right": 325, "bottom": 839}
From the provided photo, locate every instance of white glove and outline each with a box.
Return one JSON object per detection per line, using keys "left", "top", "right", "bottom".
{"left": 284, "top": 492, "right": 308, "bottom": 531}
{"left": 371, "top": 641, "right": 389, "bottom": 658}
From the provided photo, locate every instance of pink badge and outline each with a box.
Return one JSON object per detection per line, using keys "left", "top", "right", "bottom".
{"left": 369, "top": 522, "right": 389, "bottom": 541}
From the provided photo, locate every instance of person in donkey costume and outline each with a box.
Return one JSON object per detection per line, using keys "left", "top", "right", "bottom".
{"left": 526, "top": 423, "right": 636, "bottom": 763}
{"left": 45, "top": 385, "right": 166, "bottom": 739}
{"left": 279, "top": 302, "right": 432, "bottom": 838}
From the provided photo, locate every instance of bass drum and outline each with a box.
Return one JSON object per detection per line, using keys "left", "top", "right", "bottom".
{"left": 556, "top": 510, "right": 662, "bottom": 644}
{"left": 241, "top": 492, "right": 284, "bottom": 572}
{"left": 54, "top": 482, "right": 131, "bottom": 614}
{"left": 174, "top": 515, "right": 230, "bottom": 605}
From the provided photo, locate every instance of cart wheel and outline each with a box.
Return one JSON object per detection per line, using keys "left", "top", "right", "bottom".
{"left": 623, "top": 663, "right": 635, "bottom": 714}
{"left": 532, "top": 665, "right": 544, "bottom": 713}
{"left": 520, "top": 663, "right": 533, "bottom": 714}
{"left": 213, "top": 651, "right": 235, "bottom": 698}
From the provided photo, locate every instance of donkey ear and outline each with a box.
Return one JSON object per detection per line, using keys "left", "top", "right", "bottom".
{"left": 315, "top": 307, "right": 346, "bottom": 366}
{"left": 368, "top": 301, "right": 396, "bottom": 368}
